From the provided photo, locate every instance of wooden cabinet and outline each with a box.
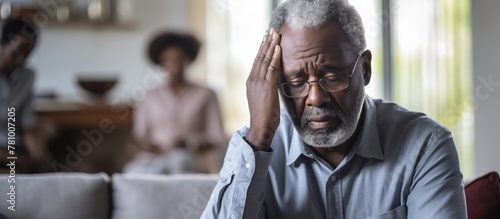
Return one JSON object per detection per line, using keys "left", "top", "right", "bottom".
{"left": 36, "top": 99, "right": 136, "bottom": 174}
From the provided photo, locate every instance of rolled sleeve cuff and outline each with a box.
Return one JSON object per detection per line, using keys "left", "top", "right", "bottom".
{"left": 221, "top": 127, "right": 273, "bottom": 181}
{"left": 207, "top": 127, "right": 272, "bottom": 219}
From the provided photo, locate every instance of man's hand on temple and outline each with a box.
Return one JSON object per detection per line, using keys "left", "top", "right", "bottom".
{"left": 245, "top": 28, "right": 282, "bottom": 151}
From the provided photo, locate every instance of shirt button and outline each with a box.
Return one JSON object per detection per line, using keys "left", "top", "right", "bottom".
{"left": 245, "top": 163, "right": 251, "bottom": 169}
{"left": 331, "top": 175, "right": 337, "bottom": 182}
{"left": 231, "top": 215, "right": 237, "bottom": 219}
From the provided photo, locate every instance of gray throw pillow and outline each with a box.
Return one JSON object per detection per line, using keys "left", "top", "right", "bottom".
{"left": 112, "top": 173, "right": 218, "bottom": 219}
{"left": 0, "top": 172, "right": 110, "bottom": 219}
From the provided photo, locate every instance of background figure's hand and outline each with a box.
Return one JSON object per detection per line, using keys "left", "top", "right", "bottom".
{"left": 134, "top": 136, "right": 163, "bottom": 154}
{"left": 24, "top": 131, "right": 47, "bottom": 163}
{"left": 144, "top": 144, "right": 163, "bottom": 154}
{"left": 172, "top": 136, "right": 187, "bottom": 149}
{"left": 245, "top": 28, "right": 282, "bottom": 151}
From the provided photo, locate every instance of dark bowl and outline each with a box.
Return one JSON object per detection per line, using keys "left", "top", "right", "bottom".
{"left": 77, "top": 77, "right": 118, "bottom": 96}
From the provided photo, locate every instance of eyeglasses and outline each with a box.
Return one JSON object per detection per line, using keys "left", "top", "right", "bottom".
{"left": 279, "top": 55, "right": 361, "bottom": 98}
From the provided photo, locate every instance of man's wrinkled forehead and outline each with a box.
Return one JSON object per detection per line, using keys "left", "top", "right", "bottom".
{"left": 279, "top": 21, "right": 357, "bottom": 62}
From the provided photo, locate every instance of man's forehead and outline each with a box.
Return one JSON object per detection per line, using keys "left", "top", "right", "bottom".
{"left": 279, "top": 21, "right": 354, "bottom": 59}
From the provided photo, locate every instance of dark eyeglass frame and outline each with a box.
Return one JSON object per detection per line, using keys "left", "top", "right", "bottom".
{"left": 279, "top": 55, "right": 361, "bottom": 98}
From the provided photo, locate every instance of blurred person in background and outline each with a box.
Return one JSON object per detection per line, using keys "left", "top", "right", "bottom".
{"left": 124, "top": 32, "right": 227, "bottom": 174}
{"left": 0, "top": 18, "right": 46, "bottom": 173}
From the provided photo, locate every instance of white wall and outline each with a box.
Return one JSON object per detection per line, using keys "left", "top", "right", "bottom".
{"left": 471, "top": 0, "right": 500, "bottom": 176}
{"left": 28, "top": 0, "right": 188, "bottom": 100}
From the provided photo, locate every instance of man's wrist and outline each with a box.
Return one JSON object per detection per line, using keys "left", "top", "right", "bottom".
{"left": 244, "top": 129, "right": 273, "bottom": 151}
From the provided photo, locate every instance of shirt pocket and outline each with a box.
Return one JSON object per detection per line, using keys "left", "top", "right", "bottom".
{"left": 368, "top": 204, "right": 407, "bottom": 219}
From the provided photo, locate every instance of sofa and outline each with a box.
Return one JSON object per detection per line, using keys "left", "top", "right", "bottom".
{"left": 0, "top": 173, "right": 218, "bottom": 219}
{"left": 0, "top": 171, "right": 498, "bottom": 219}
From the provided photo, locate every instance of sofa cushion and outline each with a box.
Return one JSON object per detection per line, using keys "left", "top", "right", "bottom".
{"left": 465, "top": 171, "right": 500, "bottom": 219}
{"left": 112, "top": 173, "right": 218, "bottom": 219}
{"left": 0, "top": 172, "right": 110, "bottom": 219}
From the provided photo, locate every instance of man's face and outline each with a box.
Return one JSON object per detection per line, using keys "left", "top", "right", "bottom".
{"left": 0, "top": 36, "right": 35, "bottom": 73}
{"left": 279, "top": 21, "right": 370, "bottom": 148}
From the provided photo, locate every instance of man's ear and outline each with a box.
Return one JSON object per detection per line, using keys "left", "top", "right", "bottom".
{"left": 361, "top": 50, "right": 372, "bottom": 86}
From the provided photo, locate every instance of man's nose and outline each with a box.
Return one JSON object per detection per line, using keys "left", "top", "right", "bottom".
{"left": 305, "top": 82, "right": 331, "bottom": 107}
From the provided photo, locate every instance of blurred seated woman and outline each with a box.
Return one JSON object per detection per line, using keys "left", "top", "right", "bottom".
{"left": 124, "top": 32, "right": 226, "bottom": 174}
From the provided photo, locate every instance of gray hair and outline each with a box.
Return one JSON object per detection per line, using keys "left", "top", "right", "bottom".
{"left": 269, "top": 0, "right": 366, "bottom": 55}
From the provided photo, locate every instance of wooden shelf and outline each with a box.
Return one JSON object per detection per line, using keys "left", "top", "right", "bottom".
{"left": 36, "top": 98, "right": 133, "bottom": 129}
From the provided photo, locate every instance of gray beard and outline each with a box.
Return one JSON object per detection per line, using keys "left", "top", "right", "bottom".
{"left": 296, "top": 87, "right": 365, "bottom": 148}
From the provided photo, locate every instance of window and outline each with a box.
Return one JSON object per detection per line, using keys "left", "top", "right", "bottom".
{"left": 392, "top": 0, "right": 472, "bottom": 176}
{"left": 205, "top": 0, "right": 272, "bottom": 131}
{"left": 349, "top": 0, "right": 384, "bottom": 98}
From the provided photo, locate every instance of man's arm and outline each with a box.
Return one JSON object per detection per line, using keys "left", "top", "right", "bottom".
{"left": 244, "top": 28, "right": 282, "bottom": 151}
{"left": 18, "top": 73, "right": 47, "bottom": 162}
{"left": 406, "top": 129, "right": 467, "bottom": 218}
{"left": 24, "top": 130, "right": 45, "bottom": 162}
{"left": 201, "top": 128, "right": 272, "bottom": 219}
{"left": 202, "top": 29, "right": 282, "bottom": 219}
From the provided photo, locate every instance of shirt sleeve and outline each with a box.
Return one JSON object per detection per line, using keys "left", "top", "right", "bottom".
{"left": 406, "top": 128, "right": 467, "bottom": 218}
{"left": 201, "top": 127, "right": 273, "bottom": 219}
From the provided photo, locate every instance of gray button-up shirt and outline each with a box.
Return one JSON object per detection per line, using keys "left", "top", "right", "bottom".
{"left": 0, "top": 67, "right": 36, "bottom": 148}
{"left": 202, "top": 97, "right": 466, "bottom": 219}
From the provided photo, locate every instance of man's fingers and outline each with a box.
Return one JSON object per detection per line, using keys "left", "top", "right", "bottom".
{"left": 260, "top": 28, "right": 280, "bottom": 77}
{"left": 259, "top": 29, "right": 277, "bottom": 78}
{"left": 262, "top": 29, "right": 277, "bottom": 66}
{"left": 266, "top": 45, "right": 281, "bottom": 82}
{"left": 251, "top": 33, "right": 272, "bottom": 79}
{"left": 252, "top": 35, "right": 267, "bottom": 65}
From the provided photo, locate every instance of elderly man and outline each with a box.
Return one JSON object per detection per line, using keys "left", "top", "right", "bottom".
{"left": 202, "top": 0, "right": 466, "bottom": 218}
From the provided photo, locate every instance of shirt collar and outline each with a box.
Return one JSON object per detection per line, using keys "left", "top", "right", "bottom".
{"left": 286, "top": 128, "right": 314, "bottom": 166}
{"left": 286, "top": 95, "right": 384, "bottom": 166}
{"left": 353, "top": 96, "right": 384, "bottom": 160}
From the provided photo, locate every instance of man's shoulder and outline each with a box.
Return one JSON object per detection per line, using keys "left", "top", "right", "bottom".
{"left": 11, "top": 67, "right": 35, "bottom": 82}
{"left": 371, "top": 99, "right": 453, "bottom": 154}
{"left": 372, "top": 99, "right": 447, "bottom": 132}
{"left": 19, "top": 67, "right": 35, "bottom": 74}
